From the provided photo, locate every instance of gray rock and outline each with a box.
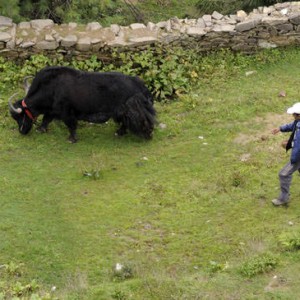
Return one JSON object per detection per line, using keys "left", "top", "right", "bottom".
{"left": 128, "top": 36, "right": 157, "bottom": 46}
{"left": 130, "top": 23, "right": 146, "bottom": 30}
{"left": 76, "top": 37, "right": 91, "bottom": 51}
{"left": 196, "top": 18, "right": 206, "bottom": 28}
{"left": 61, "top": 35, "right": 78, "bottom": 47}
{"left": 110, "top": 24, "right": 120, "bottom": 35}
{"left": 214, "top": 24, "right": 235, "bottom": 32}
{"left": 147, "top": 22, "right": 156, "bottom": 31}
{"left": 18, "top": 22, "right": 31, "bottom": 29}
{"left": 45, "top": 34, "right": 55, "bottom": 42}
{"left": 68, "top": 22, "right": 77, "bottom": 30}
{"left": 289, "top": 13, "right": 300, "bottom": 25}
{"left": 20, "top": 41, "right": 36, "bottom": 48}
{"left": 237, "top": 10, "right": 247, "bottom": 21}
{"left": 86, "top": 22, "right": 102, "bottom": 31}
{"left": 202, "top": 15, "right": 212, "bottom": 24}
{"left": 0, "top": 32, "right": 11, "bottom": 42}
{"left": 262, "top": 16, "right": 288, "bottom": 25}
{"left": 31, "top": 19, "right": 54, "bottom": 30}
{"left": 275, "top": 23, "right": 294, "bottom": 33}
{"left": 35, "top": 40, "right": 59, "bottom": 50}
{"left": 186, "top": 27, "right": 206, "bottom": 36}
{"left": 156, "top": 21, "right": 168, "bottom": 29}
{"left": 258, "top": 40, "right": 277, "bottom": 48}
{"left": 263, "top": 6, "right": 275, "bottom": 15}
{"left": 236, "top": 18, "right": 261, "bottom": 32}
{"left": 0, "top": 16, "right": 13, "bottom": 27}
{"left": 212, "top": 11, "right": 223, "bottom": 20}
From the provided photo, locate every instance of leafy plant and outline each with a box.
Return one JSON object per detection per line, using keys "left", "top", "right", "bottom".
{"left": 0, "top": 262, "right": 56, "bottom": 299}
{"left": 279, "top": 232, "right": 300, "bottom": 251}
{"left": 83, "top": 169, "right": 103, "bottom": 180}
{"left": 196, "top": 0, "right": 290, "bottom": 15}
{"left": 0, "top": 47, "right": 297, "bottom": 103}
{"left": 239, "top": 253, "right": 279, "bottom": 277}
{"left": 1, "top": 261, "right": 24, "bottom": 277}
{"left": 112, "top": 290, "right": 128, "bottom": 300}
{"left": 208, "top": 260, "right": 229, "bottom": 274}
{"left": 112, "top": 263, "right": 134, "bottom": 281}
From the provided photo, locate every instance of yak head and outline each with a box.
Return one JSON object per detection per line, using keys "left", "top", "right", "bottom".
{"left": 8, "top": 76, "right": 34, "bottom": 135}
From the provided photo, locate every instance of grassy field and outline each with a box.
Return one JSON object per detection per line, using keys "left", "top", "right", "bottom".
{"left": 1, "top": 47, "right": 300, "bottom": 299}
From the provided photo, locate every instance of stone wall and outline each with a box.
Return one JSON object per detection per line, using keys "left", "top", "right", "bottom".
{"left": 1, "top": 1, "right": 300, "bottom": 60}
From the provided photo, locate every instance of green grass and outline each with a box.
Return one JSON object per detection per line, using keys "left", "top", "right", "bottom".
{"left": 1, "top": 48, "right": 300, "bottom": 299}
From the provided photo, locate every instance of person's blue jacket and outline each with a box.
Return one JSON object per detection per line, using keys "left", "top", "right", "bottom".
{"left": 280, "top": 121, "right": 300, "bottom": 164}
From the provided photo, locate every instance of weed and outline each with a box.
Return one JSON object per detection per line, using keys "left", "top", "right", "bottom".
{"left": 1, "top": 261, "right": 24, "bottom": 277}
{"left": 1, "top": 47, "right": 296, "bottom": 102}
{"left": 279, "top": 232, "right": 300, "bottom": 251}
{"left": 83, "top": 169, "right": 103, "bottom": 180}
{"left": 112, "top": 263, "right": 134, "bottom": 281}
{"left": 0, "top": 262, "right": 56, "bottom": 299}
{"left": 112, "top": 290, "right": 128, "bottom": 300}
{"left": 239, "top": 253, "right": 279, "bottom": 278}
{"left": 208, "top": 260, "right": 229, "bottom": 274}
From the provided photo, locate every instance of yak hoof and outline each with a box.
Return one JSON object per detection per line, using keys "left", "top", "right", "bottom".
{"left": 68, "top": 136, "right": 78, "bottom": 143}
{"left": 116, "top": 127, "right": 127, "bottom": 136}
{"left": 36, "top": 126, "right": 47, "bottom": 133}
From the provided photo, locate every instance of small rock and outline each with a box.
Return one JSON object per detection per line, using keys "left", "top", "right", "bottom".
{"left": 264, "top": 275, "right": 279, "bottom": 291}
{"left": 240, "top": 153, "right": 251, "bottom": 162}
{"left": 159, "top": 123, "right": 167, "bottom": 129}
{"left": 245, "top": 70, "right": 257, "bottom": 76}
{"left": 278, "top": 90, "right": 286, "bottom": 97}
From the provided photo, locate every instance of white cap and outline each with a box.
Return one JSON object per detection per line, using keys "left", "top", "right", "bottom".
{"left": 287, "top": 102, "right": 300, "bottom": 114}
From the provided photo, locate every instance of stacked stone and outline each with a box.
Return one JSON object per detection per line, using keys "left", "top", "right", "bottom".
{"left": 0, "top": 1, "right": 300, "bottom": 59}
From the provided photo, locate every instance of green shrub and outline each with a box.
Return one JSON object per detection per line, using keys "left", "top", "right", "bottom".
{"left": 239, "top": 253, "right": 279, "bottom": 278}
{"left": 279, "top": 232, "right": 300, "bottom": 251}
{"left": 0, "top": 262, "right": 56, "bottom": 299}
{"left": 0, "top": 47, "right": 299, "bottom": 103}
{"left": 112, "top": 263, "right": 134, "bottom": 281}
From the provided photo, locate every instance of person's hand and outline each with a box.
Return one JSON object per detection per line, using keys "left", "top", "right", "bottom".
{"left": 272, "top": 128, "right": 280, "bottom": 135}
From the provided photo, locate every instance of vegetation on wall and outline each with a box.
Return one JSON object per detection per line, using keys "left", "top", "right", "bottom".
{"left": 0, "top": 0, "right": 198, "bottom": 25}
{"left": 0, "top": 0, "right": 292, "bottom": 26}
{"left": 0, "top": 47, "right": 293, "bottom": 102}
{"left": 196, "top": 0, "right": 291, "bottom": 15}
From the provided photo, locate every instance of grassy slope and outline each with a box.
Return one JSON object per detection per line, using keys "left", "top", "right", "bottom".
{"left": 1, "top": 48, "right": 300, "bottom": 299}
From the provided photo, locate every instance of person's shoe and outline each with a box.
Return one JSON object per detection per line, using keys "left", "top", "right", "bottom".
{"left": 272, "top": 198, "right": 289, "bottom": 206}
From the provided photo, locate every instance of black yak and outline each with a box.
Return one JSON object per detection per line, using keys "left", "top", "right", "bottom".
{"left": 9, "top": 66, "right": 156, "bottom": 143}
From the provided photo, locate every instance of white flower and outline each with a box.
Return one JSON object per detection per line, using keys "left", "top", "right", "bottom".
{"left": 115, "top": 263, "right": 123, "bottom": 271}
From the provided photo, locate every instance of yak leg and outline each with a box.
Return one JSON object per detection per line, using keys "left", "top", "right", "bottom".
{"left": 37, "top": 114, "right": 54, "bottom": 133}
{"left": 63, "top": 117, "right": 78, "bottom": 143}
{"left": 116, "top": 123, "right": 127, "bottom": 136}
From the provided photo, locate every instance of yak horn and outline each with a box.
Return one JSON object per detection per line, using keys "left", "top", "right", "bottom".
{"left": 23, "top": 76, "right": 33, "bottom": 94}
{"left": 8, "top": 93, "right": 22, "bottom": 114}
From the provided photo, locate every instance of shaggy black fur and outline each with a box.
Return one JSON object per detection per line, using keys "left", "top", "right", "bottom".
{"left": 9, "top": 66, "right": 156, "bottom": 142}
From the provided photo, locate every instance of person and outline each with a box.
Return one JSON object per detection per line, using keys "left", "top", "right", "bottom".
{"left": 271, "top": 102, "right": 300, "bottom": 206}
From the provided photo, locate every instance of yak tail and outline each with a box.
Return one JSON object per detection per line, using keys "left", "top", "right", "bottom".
{"left": 118, "top": 93, "right": 156, "bottom": 139}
